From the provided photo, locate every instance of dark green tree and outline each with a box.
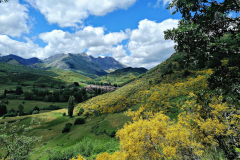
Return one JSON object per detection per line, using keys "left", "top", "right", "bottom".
{"left": 164, "top": 0, "right": 240, "bottom": 159}
{"left": 18, "top": 104, "right": 24, "bottom": 116}
{"left": 15, "top": 86, "right": 23, "bottom": 95}
{"left": 3, "top": 89, "right": 7, "bottom": 97}
{"left": 68, "top": 95, "right": 75, "bottom": 117}
{"left": 0, "top": 104, "right": 7, "bottom": 116}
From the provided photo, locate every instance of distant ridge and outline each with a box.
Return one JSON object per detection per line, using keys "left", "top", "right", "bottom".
{"left": 0, "top": 53, "right": 128, "bottom": 78}
{"left": 0, "top": 54, "right": 43, "bottom": 65}
{"left": 42, "top": 53, "right": 127, "bottom": 77}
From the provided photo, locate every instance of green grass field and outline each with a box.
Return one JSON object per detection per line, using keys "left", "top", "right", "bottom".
{"left": 0, "top": 108, "right": 132, "bottom": 160}
{"left": 5, "top": 100, "right": 68, "bottom": 113}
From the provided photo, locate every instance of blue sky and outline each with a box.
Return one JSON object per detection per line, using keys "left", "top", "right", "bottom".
{"left": 0, "top": 0, "right": 238, "bottom": 69}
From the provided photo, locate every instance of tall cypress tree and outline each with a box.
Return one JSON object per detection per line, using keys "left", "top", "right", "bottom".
{"left": 68, "top": 95, "right": 75, "bottom": 117}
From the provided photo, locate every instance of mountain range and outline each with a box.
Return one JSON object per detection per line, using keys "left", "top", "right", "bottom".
{"left": 0, "top": 53, "right": 128, "bottom": 78}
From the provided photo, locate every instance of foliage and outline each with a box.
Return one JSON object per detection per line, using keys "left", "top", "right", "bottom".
{"left": 63, "top": 112, "right": 66, "bottom": 116}
{"left": 68, "top": 96, "right": 75, "bottom": 117}
{"left": 32, "top": 110, "right": 39, "bottom": 114}
{"left": 42, "top": 105, "right": 61, "bottom": 110}
{"left": 62, "top": 123, "right": 72, "bottom": 133}
{"left": 18, "top": 104, "right": 24, "bottom": 116}
{"left": 77, "top": 108, "right": 84, "bottom": 116}
{"left": 15, "top": 86, "right": 23, "bottom": 95}
{"left": 0, "top": 104, "right": 7, "bottom": 116}
{"left": 33, "top": 106, "right": 40, "bottom": 111}
{"left": 47, "top": 148, "right": 76, "bottom": 160}
{"left": 74, "top": 118, "right": 85, "bottom": 125}
{"left": 0, "top": 118, "right": 42, "bottom": 160}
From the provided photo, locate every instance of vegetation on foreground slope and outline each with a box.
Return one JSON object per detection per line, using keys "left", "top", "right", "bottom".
{"left": 1, "top": 0, "right": 240, "bottom": 159}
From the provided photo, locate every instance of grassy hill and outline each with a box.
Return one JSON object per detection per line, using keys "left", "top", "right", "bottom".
{"left": 92, "top": 67, "right": 148, "bottom": 86}
{"left": 0, "top": 46, "right": 239, "bottom": 159}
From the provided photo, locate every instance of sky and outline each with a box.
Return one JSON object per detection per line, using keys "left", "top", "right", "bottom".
{"left": 0, "top": 0, "right": 238, "bottom": 69}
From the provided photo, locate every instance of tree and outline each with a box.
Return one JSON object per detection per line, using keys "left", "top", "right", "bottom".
{"left": 18, "top": 104, "right": 24, "bottom": 116}
{"left": 33, "top": 106, "right": 40, "bottom": 112}
{"left": 68, "top": 95, "right": 75, "bottom": 117}
{"left": 0, "top": 104, "right": 7, "bottom": 116}
{"left": 164, "top": 0, "right": 240, "bottom": 68}
{"left": 3, "top": 89, "right": 7, "bottom": 98}
{"left": 15, "top": 86, "right": 23, "bottom": 95}
{"left": 0, "top": 118, "right": 42, "bottom": 160}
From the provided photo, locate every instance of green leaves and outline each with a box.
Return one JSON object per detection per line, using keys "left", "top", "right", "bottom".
{"left": 0, "top": 118, "right": 42, "bottom": 160}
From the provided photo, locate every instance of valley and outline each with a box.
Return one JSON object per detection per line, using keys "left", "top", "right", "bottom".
{"left": 0, "top": 0, "right": 239, "bottom": 159}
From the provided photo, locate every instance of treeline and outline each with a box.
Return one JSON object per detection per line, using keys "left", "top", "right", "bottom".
{"left": 21, "top": 87, "right": 104, "bottom": 103}
{"left": 0, "top": 99, "right": 61, "bottom": 118}
{"left": 83, "top": 81, "right": 120, "bottom": 87}
{"left": 0, "top": 62, "right": 58, "bottom": 77}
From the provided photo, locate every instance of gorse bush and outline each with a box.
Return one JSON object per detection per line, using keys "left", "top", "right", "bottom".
{"left": 74, "top": 118, "right": 85, "bottom": 125}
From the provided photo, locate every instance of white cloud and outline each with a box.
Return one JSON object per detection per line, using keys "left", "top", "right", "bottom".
{"left": 39, "top": 26, "right": 128, "bottom": 58}
{"left": 121, "top": 18, "right": 179, "bottom": 69}
{"left": 0, "top": 0, "right": 30, "bottom": 37}
{"left": 0, "top": 35, "right": 44, "bottom": 58}
{"left": 153, "top": 0, "right": 172, "bottom": 8}
{"left": 25, "top": 0, "right": 137, "bottom": 28}
{"left": 0, "top": 18, "right": 180, "bottom": 69}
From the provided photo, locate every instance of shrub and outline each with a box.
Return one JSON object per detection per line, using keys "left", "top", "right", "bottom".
{"left": 0, "top": 104, "right": 7, "bottom": 116}
{"left": 33, "top": 106, "right": 40, "bottom": 112}
{"left": 0, "top": 118, "right": 42, "bottom": 159}
{"left": 32, "top": 110, "right": 39, "bottom": 114}
{"left": 22, "top": 101, "right": 25, "bottom": 104}
{"left": 74, "top": 82, "right": 79, "bottom": 86}
{"left": 42, "top": 105, "right": 61, "bottom": 110}
{"left": 78, "top": 108, "right": 84, "bottom": 116}
{"left": 74, "top": 118, "right": 85, "bottom": 125}
{"left": 47, "top": 149, "right": 76, "bottom": 160}
{"left": 62, "top": 123, "right": 72, "bottom": 133}
{"left": 63, "top": 112, "right": 66, "bottom": 116}
{"left": 106, "top": 130, "right": 116, "bottom": 138}
{"left": 183, "top": 69, "right": 191, "bottom": 77}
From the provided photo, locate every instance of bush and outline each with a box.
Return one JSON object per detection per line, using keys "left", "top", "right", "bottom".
{"left": 74, "top": 118, "right": 85, "bottom": 125}
{"left": 32, "top": 110, "right": 39, "bottom": 114}
{"left": 183, "top": 69, "right": 191, "bottom": 77}
{"left": 33, "top": 106, "right": 40, "bottom": 112}
{"left": 0, "top": 104, "right": 7, "bottom": 116}
{"left": 78, "top": 108, "right": 84, "bottom": 116}
{"left": 42, "top": 105, "right": 61, "bottom": 110}
{"left": 74, "top": 82, "right": 79, "bottom": 86}
{"left": 47, "top": 149, "right": 76, "bottom": 160}
{"left": 22, "top": 101, "right": 25, "bottom": 104}
{"left": 106, "top": 130, "right": 116, "bottom": 138}
{"left": 63, "top": 112, "right": 66, "bottom": 116}
{"left": 62, "top": 123, "right": 72, "bottom": 133}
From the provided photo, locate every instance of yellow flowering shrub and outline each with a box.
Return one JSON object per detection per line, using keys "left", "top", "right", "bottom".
{"left": 69, "top": 155, "right": 86, "bottom": 160}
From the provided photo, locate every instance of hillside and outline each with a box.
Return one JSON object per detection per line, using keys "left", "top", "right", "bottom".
{"left": 92, "top": 67, "right": 148, "bottom": 86}
{"left": 75, "top": 51, "right": 212, "bottom": 116}
{"left": 0, "top": 54, "right": 43, "bottom": 65}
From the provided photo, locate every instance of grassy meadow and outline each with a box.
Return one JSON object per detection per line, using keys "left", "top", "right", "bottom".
{"left": 0, "top": 108, "right": 132, "bottom": 160}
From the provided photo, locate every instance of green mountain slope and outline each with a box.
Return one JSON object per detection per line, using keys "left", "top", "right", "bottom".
{"left": 92, "top": 67, "right": 148, "bottom": 86}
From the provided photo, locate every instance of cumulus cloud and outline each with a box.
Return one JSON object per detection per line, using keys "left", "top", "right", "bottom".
{"left": 0, "top": 0, "right": 30, "bottom": 37}
{"left": 25, "top": 0, "right": 137, "bottom": 28}
{"left": 0, "top": 18, "right": 180, "bottom": 69}
{"left": 39, "top": 26, "right": 128, "bottom": 58}
{"left": 120, "top": 18, "right": 179, "bottom": 69}
{"left": 0, "top": 35, "right": 44, "bottom": 58}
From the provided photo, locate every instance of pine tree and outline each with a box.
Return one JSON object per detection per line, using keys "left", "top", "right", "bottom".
{"left": 68, "top": 95, "right": 75, "bottom": 117}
